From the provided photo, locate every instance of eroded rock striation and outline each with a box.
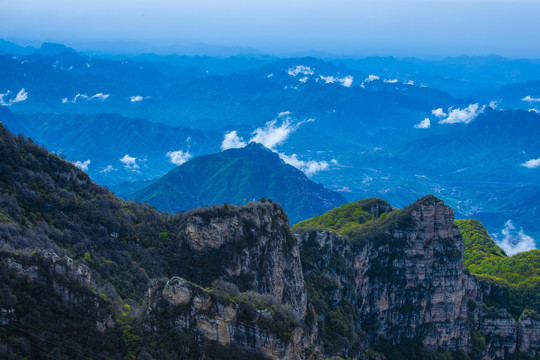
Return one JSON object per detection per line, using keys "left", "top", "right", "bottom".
{"left": 296, "top": 195, "right": 540, "bottom": 359}
{"left": 177, "top": 202, "right": 307, "bottom": 318}
{"left": 144, "top": 276, "right": 321, "bottom": 360}
{"left": 297, "top": 195, "right": 470, "bottom": 354}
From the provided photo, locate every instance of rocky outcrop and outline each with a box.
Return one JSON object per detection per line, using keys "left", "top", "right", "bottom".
{"left": 518, "top": 312, "right": 540, "bottom": 356}
{"left": 298, "top": 195, "right": 471, "bottom": 353}
{"left": 5, "top": 250, "right": 93, "bottom": 291}
{"left": 356, "top": 196, "right": 469, "bottom": 351}
{"left": 0, "top": 250, "right": 110, "bottom": 331}
{"left": 297, "top": 195, "right": 540, "bottom": 359}
{"left": 145, "top": 276, "right": 322, "bottom": 360}
{"left": 476, "top": 307, "right": 517, "bottom": 359}
{"left": 177, "top": 202, "right": 307, "bottom": 318}
{"left": 467, "top": 308, "right": 540, "bottom": 359}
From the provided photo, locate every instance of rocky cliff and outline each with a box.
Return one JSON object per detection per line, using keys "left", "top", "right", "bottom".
{"left": 295, "top": 195, "right": 540, "bottom": 359}
{"left": 175, "top": 202, "right": 307, "bottom": 318}
{"left": 297, "top": 196, "right": 470, "bottom": 355}
{"left": 1, "top": 121, "right": 539, "bottom": 360}
{"left": 144, "top": 276, "right": 321, "bottom": 360}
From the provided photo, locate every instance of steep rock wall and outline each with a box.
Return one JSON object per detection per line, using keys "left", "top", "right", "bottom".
{"left": 176, "top": 202, "right": 307, "bottom": 317}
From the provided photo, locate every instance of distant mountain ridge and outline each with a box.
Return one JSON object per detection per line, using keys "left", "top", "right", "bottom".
{"left": 0, "top": 108, "right": 222, "bottom": 185}
{"left": 130, "top": 142, "right": 346, "bottom": 224}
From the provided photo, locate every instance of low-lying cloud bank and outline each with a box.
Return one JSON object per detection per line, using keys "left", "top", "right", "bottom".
{"left": 62, "top": 93, "right": 110, "bottom": 103}
{"left": 221, "top": 130, "right": 247, "bottom": 150}
{"left": 521, "top": 157, "right": 540, "bottom": 169}
{"left": 287, "top": 65, "right": 314, "bottom": 77}
{"left": 495, "top": 220, "right": 537, "bottom": 256}
{"left": 414, "top": 118, "right": 431, "bottom": 129}
{"left": 166, "top": 149, "right": 192, "bottom": 166}
{"left": 221, "top": 112, "right": 305, "bottom": 151}
{"left": 522, "top": 95, "right": 540, "bottom": 102}
{"left": 439, "top": 104, "right": 483, "bottom": 124}
{"left": 120, "top": 154, "right": 139, "bottom": 171}
{"left": 220, "top": 112, "right": 334, "bottom": 176}
{"left": 421, "top": 102, "right": 497, "bottom": 128}
{"left": 318, "top": 75, "right": 353, "bottom": 88}
{"left": 0, "top": 88, "right": 28, "bottom": 106}
{"left": 279, "top": 153, "right": 332, "bottom": 176}
{"left": 100, "top": 165, "right": 116, "bottom": 174}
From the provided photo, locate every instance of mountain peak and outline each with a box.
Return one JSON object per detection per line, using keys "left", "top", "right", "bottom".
{"left": 38, "top": 42, "right": 77, "bottom": 56}
{"left": 243, "top": 141, "right": 272, "bottom": 152}
{"left": 130, "top": 143, "right": 346, "bottom": 223}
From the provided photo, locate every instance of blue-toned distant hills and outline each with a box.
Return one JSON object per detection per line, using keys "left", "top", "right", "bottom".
{"left": 0, "top": 40, "right": 539, "bottom": 244}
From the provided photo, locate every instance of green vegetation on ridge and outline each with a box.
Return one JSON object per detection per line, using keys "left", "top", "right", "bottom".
{"left": 294, "top": 197, "right": 392, "bottom": 232}
{"left": 456, "top": 219, "right": 540, "bottom": 317}
{"left": 296, "top": 199, "right": 540, "bottom": 320}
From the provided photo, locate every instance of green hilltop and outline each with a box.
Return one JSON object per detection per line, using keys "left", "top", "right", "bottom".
{"left": 296, "top": 201, "right": 540, "bottom": 318}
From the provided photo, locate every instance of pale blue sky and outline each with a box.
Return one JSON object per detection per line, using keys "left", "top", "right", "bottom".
{"left": 1, "top": 0, "right": 539, "bottom": 57}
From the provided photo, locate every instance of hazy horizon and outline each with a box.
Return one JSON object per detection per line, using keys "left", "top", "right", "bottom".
{"left": 2, "top": 0, "right": 540, "bottom": 58}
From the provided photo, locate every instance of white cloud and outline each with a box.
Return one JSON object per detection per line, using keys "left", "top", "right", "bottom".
{"left": 529, "top": 108, "right": 540, "bottom": 114}
{"left": 298, "top": 76, "right": 309, "bottom": 83}
{"left": 341, "top": 76, "right": 354, "bottom": 88}
{"left": 221, "top": 130, "right": 247, "bottom": 150}
{"left": 319, "top": 75, "right": 353, "bottom": 87}
{"left": 284, "top": 85, "right": 299, "bottom": 90}
{"left": 120, "top": 154, "right": 139, "bottom": 170}
{"left": 14, "top": 88, "right": 28, "bottom": 103}
{"left": 362, "top": 175, "right": 373, "bottom": 184}
{"left": 278, "top": 111, "right": 291, "bottom": 117}
{"left": 287, "top": 65, "right": 314, "bottom": 77}
{"left": 166, "top": 149, "right": 192, "bottom": 166}
{"left": 522, "top": 95, "right": 540, "bottom": 102}
{"left": 72, "top": 159, "right": 90, "bottom": 171}
{"left": 100, "top": 165, "right": 116, "bottom": 173}
{"left": 220, "top": 113, "right": 331, "bottom": 176}
{"left": 62, "top": 92, "right": 110, "bottom": 103}
{"left": 439, "top": 104, "right": 484, "bottom": 124}
{"left": 489, "top": 100, "right": 499, "bottom": 109}
{"left": 406, "top": 80, "right": 415, "bottom": 85}
{"left": 384, "top": 78, "right": 399, "bottom": 83}
{"left": 249, "top": 114, "right": 299, "bottom": 150}
{"left": 365, "top": 74, "right": 380, "bottom": 82}
{"left": 432, "top": 108, "right": 447, "bottom": 118}
{"left": 279, "top": 153, "right": 330, "bottom": 175}
{"left": 90, "top": 93, "right": 109, "bottom": 101}
{"left": 130, "top": 95, "right": 143, "bottom": 102}
{"left": 521, "top": 157, "right": 540, "bottom": 169}
{"left": 495, "top": 220, "right": 536, "bottom": 256}
{"left": 414, "top": 118, "right": 431, "bottom": 129}
{"left": 267, "top": 73, "right": 274, "bottom": 78}
{"left": 0, "top": 88, "right": 28, "bottom": 106}
{"left": 361, "top": 75, "right": 381, "bottom": 88}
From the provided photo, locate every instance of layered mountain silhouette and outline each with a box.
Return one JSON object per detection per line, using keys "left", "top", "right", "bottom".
{"left": 129, "top": 142, "right": 346, "bottom": 224}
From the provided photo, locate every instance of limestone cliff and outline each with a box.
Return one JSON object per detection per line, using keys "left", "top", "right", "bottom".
{"left": 176, "top": 202, "right": 307, "bottom": 318}
{"left": 296, "top": 195, "right": 540, "bottom": 359}
{"left": 144, "top": 276, "right": 321, "bottom": 360}
{"left": 297, "top": 195, "right": 470, "bottom": 354}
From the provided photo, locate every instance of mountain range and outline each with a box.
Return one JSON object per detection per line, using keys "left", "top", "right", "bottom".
{"left": 0, "top": 40, "right": 539, "bottom": 247}
{"left": 1, "top": 121, "right": 539, "bottom": 359}
{"left": 127, "top": 142, "right": 346, "bottom": 224}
